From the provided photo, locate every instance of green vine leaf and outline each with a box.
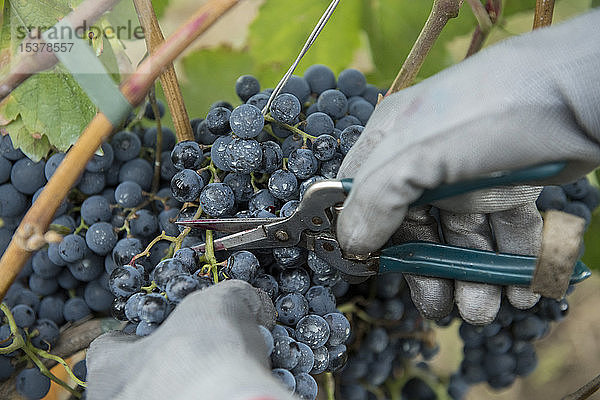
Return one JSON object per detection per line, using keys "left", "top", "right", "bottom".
{"left": 178, "top": 46, "right": 254, "bottom": 118}
{"left": 248, "top": 0, "right": 362, "bottom": 85}
{"left": 0, "top": 0, "right": 124, "bottom": 160}
{"left": 0, "top": 66, "right": 97, "bottom": 161}
{"left": 151, "top": 0, "right": 170, "bottom": 19}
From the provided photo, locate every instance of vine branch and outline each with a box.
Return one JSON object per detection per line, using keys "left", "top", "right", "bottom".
{"left": 465, "top": 0, "right": 501, "bottom": 57}
{"left": 132, "top": 0, "right": 194, "bottom": 142}
{"left": 533, "top": 0, "right": 555, "bottom": 29}
{"left": 0, "top": 0, "right": 241, "bottom": 302}
{"left": 0, "top": 0, "right": 121, "bottom": 102}
{"left": 385, "top": 0, "right": 463, "bottom": 96}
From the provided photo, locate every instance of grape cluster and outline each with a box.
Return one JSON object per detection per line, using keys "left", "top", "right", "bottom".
{"left": 536, "top": 177, "right": 600, "bottom": 226}
{"left": 2, "top": 65, "right": 377, "bottom": 399}
{"left": 0, "top": 109, "right": 186, "bottom": 398}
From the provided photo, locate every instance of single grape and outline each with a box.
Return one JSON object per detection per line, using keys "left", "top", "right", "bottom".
{"left": 270, "top": 93, "right": 301, "bottom": 125}
{"left": 171, "top": 141, "right": 204, "bottom": 170}
{"left": 115, "top": 181, "right": 144, "bottom": 208}
{"left": 229, "top": 104, "right": 264, "bottom": 139}
{"left": 224, "top": 138, "right": 263, "bottom": 174}
{"left": 206, "top": 107, "right": 232, "bottom": 135}
{"left": 235, "top": 75, "right": 260, "bottom": 102}
{"left": 281, "top": 75, "right": 311, "bottom": 103}
{"left": 199, "top": 183, "right": 235, "bottom": 217}
{"left": 275, "top": 293, "right": 309, "bottom": 326}
{"left": 166, "top": 274, "right": 201, "bottom": 303}
{"left": 16, "top": 368, "right": 51, "bottom": 400}
{"left": 287, "top": 149, "right": 319, "bottom": 179}
{"left": 337, "top": 68, "right": 367, "bottom": 97}
{"left": 312, "top": 134, "right": 338, "bottom": 161}
{"left": 109, "top": 265, "right": 143, "bottom": 297}
{"left": 111, "top": 131, "right": 142, "bottom": 162}
{"left": 226, "top": 251, "right": 260, "bottom": 282}
{"left": 271, "top": 335, "right": 301, "bottom": 369}
{"left": 81, "top": 195, "right": 112, "bottom": 224}
{"left": 317, "top": 89, "right": 348, "bottom": 119}
{"left": 324, "top": 312, "right": 351, "bottom": 346}
{"left": 272, "top": 368, "right": 296, "bottom": 393}
{"left": 63, "top": 297, "right": 92, "bottom": 322}
{"left": 339, "top": 125, "right": 364, "bottom": 155}
{"left": 10, "top": 157, "right": 46, "bottom": 195}
{"left": 170, "top": 169, "right": 205, "bottom": 203}
{"left": 268, "top": 169, "right": 298, "bottom": 200}
{"left": 143, "top": 100, "right": 165, "bottom": 120}
{"left": 304, "top": 64, "right": 336, "bottom": 95}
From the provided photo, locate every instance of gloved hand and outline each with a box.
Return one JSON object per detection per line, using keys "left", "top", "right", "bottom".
{"left": 337, "top": 9, "right": 600, "bottom": 325}
{"left": 86, "top": 280, "right": 295, "bottom": 400}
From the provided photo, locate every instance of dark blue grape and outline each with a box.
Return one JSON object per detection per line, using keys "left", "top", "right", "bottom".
{"left": 281, "top": 134, "right": 303, "bottom": 158}
{"left": 32, "top": 250, "right": 62, "bottom": 279}
{"left": 562, "top": 178, "right": 589, "bottom": 200}
{"left": 87, "top": 143, "right": 114, "bottom": 172}
{"left": 326, "top": 344, "right": 347, "bottom": 372}
{"left": 28, "top": 274, "right": 58, "bottom": 296}
{"left": 563, "top": 201, "right": 592, "bottom": 225}
{"left": 401, "top": 377, "right": 436, "bottom": 400}
{"left": 125, "top": 292, "right": 145, "bottom": 323}
{"left": 199, "top": 183, "right": 235, "bottom": 217}
{"left": 129, "top": 209, "right": 158, "bottom": 237}
{"left": 337, "top": 68, "right": 366, "bottom": 97}
{"left": 252, "top": 274, "right": 279, "bottom": 300}
{"left": 319, "top": 153, "right": 342, "bottom": 178}
{"left": 258, "top": 325, "right": 274, "bottom": 356}
{"left": 317, "top": 89, "right": 348, "bottom": 120}
{"left": 324, "top": 312, "right": 350, "bottom": 346}
{"left": 136, "top": 320, "right": 158, "bottom": 336}
{"left": 109, "top": 265, "right": 143, "bottom": 297}
{"left": 512, "top": 315, "right": 547, "bottom": 341}
{"left": 111, "top": 131, "right": 141, "bottom": 162}
{"left": 280, "top": 200, "right": 299, "bottom": 217}
{"left": 305, "top": 286, "right": 336, "bottom": 316}
{"left": 139, "top": 293, "right": 168, "bottom": 324}
{"left": 58, "top": 234, "right": 87, "bottom": 263}
{"left": 235, "top": 75, "right": 260, "bottom": 102}
{"left": 279, "top": 268, "right": 310, "bottom": 294}
{"left": 294, "top": 372, "right": 317, "bottom": 400}
{"left": 16, "top": 368, "right": 50, "bottom": 400}
{"left": 78, "top": 171, "right": 106, "bottom": 195}
{"left": 206, "top": 107, "right": 231, "bottom": 135}
{"left": 276, "top": 293, "right": 309, "bottom": 326}
{"left": 223, "top": 173, "right": 253, "bottom": 203}
{"left": 272, "top": 368, "right": 296, "bottom": 392}
{"left": 246, "top": 93, "right": 269, "bottom": 111}
{"left": 0, "top": 184, "right": 27, "bottom": 217}
{"left": 291, "top": 342, "right": 315, "bottom": 375}
{"left": 151, "top": 258, "right": 186, "bottom": 290}
{"left": 210, "top": 135, "right": 233, "bottom": 171}
{"left": 0, "top": 135, "right": 24, "bottom": 160}
{"left": 271, "top": 335, "right": 301, "bottom": 369}
{"left": 81, "top": 195, "right": 111, "bottom": 224}
{"left": 44, "top": 152, "right": 66, "bottom": 180}
{"left": 171, "top": 141, "right": 204, "bottom": 170}
{"left": 536, "top": 186, "right": 568, "bottom": 211}
{"left": 335, "top": 115, "right": 362, "bottom": 131}
{"left": 268, "top": 169, "right": 298, "bottom": 200}
{"left": 57, "top": 269, "right": 79, "bottom": 290}
{"left": 166, "top": 274, "right": 200, "bottom": 303}
{"left": 281, "top": 75, "right": 311, "bottom": 103}
{"left": 248, "top": 189, "right": 278, "bottom": 213}
{"left": 72, "top": 359, "right": 87, "bottom": 382}
{"left": 195, "top": 120, "right": 219, "bottom": 145}
{"left": 288, "top": 149, "right": 319, "bottom": 179}
{"left": 295, "top": 314, "right": 330, "bottom": 349}
{"left": 224, "top": 138, "right": 263, "bottom": 173}
{"left": 311, "top": 134, "right": 337, "bottom": 161}
{"left": 38, "top": 296, "right": 65, "bottom": 325}
{"left": 339, "top": 125, "right": 364, "bottom": 155}
{"left": 230, "top": 104, "right": 264, "bottom": 139}
{"left": 30, "top": 319, "right": 60, "bottom": 350}
{"left": 84, "top": 279, "right": 114, "bottom": 312}
{"left": 10, "top": 157, "right": 46, "bottom": 195}
{"left": 225, "top": 251, "right": 260, "bottom": 282}
{"left": 67, "top": 253, "right": 104, "bottom": 282}
{"left": 362, "top": 84, "right": 380, "bottom": 106}
{"left": 158, "top": 208, "right": 180, "bottom": 237}
{"left": 273, "top": 247, "right": 306, "bottom": 269}
{"left": 112, "top": 238, "right": 143, "bottom": 267}
{"left": 170, "top": 169, "right": 205, "bottom": 203}
{"left": 63, "top": 297, "right": 91, "bottom": 321}
{"left": 115, "top": 181, "right": 143, "bottom": 208}
{"left": 304, "top": 64, "right": 336, "bottom": 95}
{"left": 11, "top": 304, "right": 36, "bottom": 328}
{"left": 0, "top": 355, "right": 15, "bottom": 381}
{"left": 270, "top": 93, "right": 301, "bottom": 125}
{"left": 143, "top": 127, "right": 176, "bottom": 152}
{"left": 119, "top": 158, "right": 153, "bottom": 191}
{"left": 310, "top": 345, "right": 329, "bottom": 374}
{"left": 348, "top": 99, "right": 374, "bottom": 125}
{"left": 259, "top": 141, "right": 283, "bottom": 174}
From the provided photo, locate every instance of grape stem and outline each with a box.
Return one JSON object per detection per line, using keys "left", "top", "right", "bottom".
{"left": 132, "top": 0, "right": 194, "bottom": 142}
{"left": 264, "top": 114, "right": 317, "bottom": 143}
{"left": 0, "top": 0, "right": 241, "bottom": 303}
{"left": 465, "top": 0, "right": 501, "bottom": 58}
{"left": 148, "top": 85, "right": 163, "bottom": 193}
{"left": 385, "top": 0, "right": 463, "bottom": 96}
{"left": 533, "top": 0, "right": 555, "bottom": 29}
{"left": 324, "top": 372, "right": 335, "bottom": 400}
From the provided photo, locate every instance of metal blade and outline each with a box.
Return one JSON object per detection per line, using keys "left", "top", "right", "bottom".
{"left": 176, "top": 217, "right": 286, "bottom": 233}
{"left": 191, "top": 226, "right": 272, "bottom": 253}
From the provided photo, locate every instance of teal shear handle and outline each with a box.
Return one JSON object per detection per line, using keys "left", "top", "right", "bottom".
{"left": 379, "top": 242, "right": 590, "bottom": 285}
{"left": 339, "top": 161, "right": 592, "bottom": 285}
{"left": 340, "top": 161, "right": 567, "bottom": 204}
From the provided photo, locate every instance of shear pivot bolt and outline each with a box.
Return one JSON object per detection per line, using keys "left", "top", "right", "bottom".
{"left": 312, "top": 216, "right": 323, "bottom": 225}
{"left": 275, "top": 230, "right": 289, "bottom": 241}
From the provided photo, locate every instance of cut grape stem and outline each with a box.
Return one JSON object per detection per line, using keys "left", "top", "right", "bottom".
{"left": 0, "top": 0, "right": 242, "bottom": 302}
{"left": 133, "top": 0, "right": 195, "bottom": 142}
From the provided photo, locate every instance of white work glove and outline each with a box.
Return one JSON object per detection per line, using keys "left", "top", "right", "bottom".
{"left": 337, "top": 9, "right": 600, "bottom": 325}
{"left": 86, "top": 280, "right": 294, "bottom": 400}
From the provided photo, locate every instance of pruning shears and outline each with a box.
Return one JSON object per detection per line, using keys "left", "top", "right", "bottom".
{"left": 178, "top": 162, "right": 591, "bottom": 285}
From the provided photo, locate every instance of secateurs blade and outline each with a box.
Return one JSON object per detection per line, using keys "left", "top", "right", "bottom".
{"left": 177, "top": 162, "right": 591, "bottom": 285}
